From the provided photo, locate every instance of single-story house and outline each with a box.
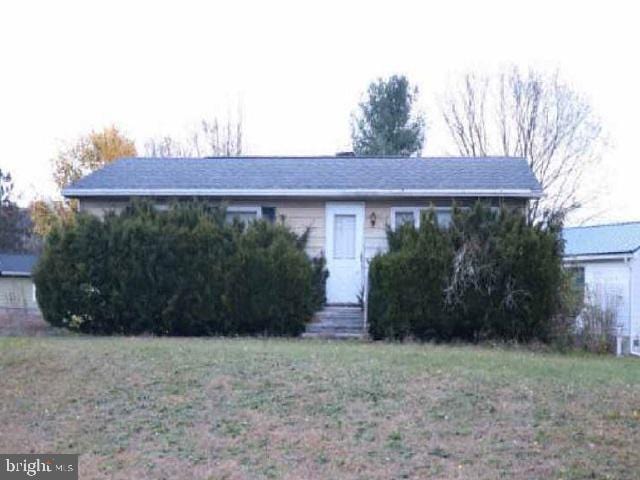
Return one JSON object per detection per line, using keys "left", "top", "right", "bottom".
{"left": 63, "top": 155, "right": 542, "bottom": 310}
{"left": 0, "top": 253, "right": 39, "bottom": 312}
{"left": 563, "top": 222, "right": 640, "bottom": 356}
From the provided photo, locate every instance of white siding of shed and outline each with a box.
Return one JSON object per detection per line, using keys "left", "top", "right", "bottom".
{"left": 629, "top": 253, "right": 640, "bottom": 338}
{"left": 0, "top": 277, "right": 38, "bottom": 310}
{"left": 572, "top": 260, "right": 632, "bottom": 335}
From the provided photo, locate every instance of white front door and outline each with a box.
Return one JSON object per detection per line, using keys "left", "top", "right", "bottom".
{"left": 325, "top": 202, "right": 364, "bottom": 304}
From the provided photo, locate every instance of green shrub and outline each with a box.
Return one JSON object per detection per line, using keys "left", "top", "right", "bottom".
{"left": 34, "top": 201, "right": 326, "bottom": 336}
{"left": 223, "top": 221, "right": 322, "bottom": 336}
{"left": 368, "top": 203, "right": 565, "bottom": 343}
{"left": 368, "top": 213, "right": 453, "bottom": 340}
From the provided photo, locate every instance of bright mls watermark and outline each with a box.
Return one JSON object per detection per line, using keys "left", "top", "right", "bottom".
{"left": 0, "top": 455, "right": 77, "bottom": 479}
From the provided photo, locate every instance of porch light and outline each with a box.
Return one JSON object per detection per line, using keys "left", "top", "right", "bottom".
{"left": 369, "top": 211, "right": 377, "bottom": 227}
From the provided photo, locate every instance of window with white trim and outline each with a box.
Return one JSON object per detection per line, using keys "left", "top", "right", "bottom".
{"left": 225, "top": 206, "right": 262, "bottom": 225}
{"left": 435, "top": 209, "right": 453, "bottom": 228}
{"left": 394, "top": 210, "right": 416, "bottom": 228}
{"left": 390, "top": 207, "right": 454, "bottom": 230}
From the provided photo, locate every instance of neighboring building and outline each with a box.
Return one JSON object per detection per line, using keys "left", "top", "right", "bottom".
{"left": 63, "top": 155, "right": 542, "bottom": 308}
{"left": 563, "top": 222, "right": 640, "bottom": 355}
{"left": 0, "top": 253, "right": 39, "bottom": 312}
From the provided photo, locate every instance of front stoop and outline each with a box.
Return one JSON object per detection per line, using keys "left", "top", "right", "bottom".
{"left": 302, "top": 305, "right": 366, "bottom": 339}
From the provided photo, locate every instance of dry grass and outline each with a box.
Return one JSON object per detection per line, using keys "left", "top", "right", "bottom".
{"left": 1, "top": 337, "right": 639, "bottom": 479}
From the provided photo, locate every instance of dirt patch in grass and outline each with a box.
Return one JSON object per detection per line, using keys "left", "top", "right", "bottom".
{"left": 0, "top": 309, "right": 63, "bottom": 336}
{"left": 0, "top": 338, "right": 638, "bottom": 479}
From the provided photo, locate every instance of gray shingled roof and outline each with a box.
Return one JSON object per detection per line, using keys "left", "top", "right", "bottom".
{"left": 563, "top": 222, "right": 640, "bottom": 257}
{"left": 0, "top": 253, "right": 38, "bottom": 276}
{"left": 63, "top": 156, "right": 542, "bottom": 198}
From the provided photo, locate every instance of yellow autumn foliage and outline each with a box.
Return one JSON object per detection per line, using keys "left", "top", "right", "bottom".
{"left": 32, "top": 126, "right": 136, "bottom": 237}
{"left": 53, "top": 126, "right": 137, "bottom": 190}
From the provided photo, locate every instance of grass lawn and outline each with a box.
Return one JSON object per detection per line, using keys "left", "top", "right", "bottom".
{"left": 1, "top": 338, "right": 639, "bottom": 479}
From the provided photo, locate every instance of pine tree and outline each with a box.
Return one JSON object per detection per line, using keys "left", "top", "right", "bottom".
{"left": 351, "top": 75, "right": 425, "bottom": 156}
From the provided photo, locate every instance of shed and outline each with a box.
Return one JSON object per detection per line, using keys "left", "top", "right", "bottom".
{"left": 563, "top": 222, "right": 640, "bottom": 355}
{"left": 0, "top": 253, "right": 39, "bottom": 312}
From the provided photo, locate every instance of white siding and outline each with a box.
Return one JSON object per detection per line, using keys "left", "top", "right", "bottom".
{"left": 275, "top": 201, "right": 325, "bottom": 258}
{"left": 569, "top": 260, "right": 632, "bottom": 335}
{"left": 0, "top": 277, "right": 38, "bottom": 310}
{"left": 364, "top": 201, "right": 392, "bottom": 261}
{"left": 630, "top": 253, "right": 640, "bottom": 338}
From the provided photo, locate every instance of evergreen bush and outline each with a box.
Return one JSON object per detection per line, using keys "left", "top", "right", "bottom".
{"left": 368, "top": 203, "right": 565, "bottom": 342}
{"left": 34, "top": 201, "right": 326, "bottom": 336}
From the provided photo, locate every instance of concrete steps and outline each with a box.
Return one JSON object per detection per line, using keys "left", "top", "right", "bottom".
{"left": 303, "top": 305, "right": 365, "bottom": 339}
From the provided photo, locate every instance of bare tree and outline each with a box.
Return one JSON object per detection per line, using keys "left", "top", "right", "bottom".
{"left": 144, "top": 135, "right": 190, "bottom": 158}
{"left": 145, "top": 116, "right": 243, "bottom": 158}
{"left": 441, "top": 67, "right": 605, "bottom": 221}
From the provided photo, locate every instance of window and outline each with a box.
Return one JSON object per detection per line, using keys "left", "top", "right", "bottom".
{"left": 261, "top": 206, "right": 276, "bottom": 223}
{"left": 566, "top": 266, "right": 586, "bottom": 316}
{"left": 227, "top": 211, "right": 257, "bottom": 224}
{"left": 567, "top": 266, "right": 585, "bottom": 295}
{"left": 333, "top": 214, "right": 356, "bottom": 259}
{"left": 391, "top": 207, "right": 454, "bottom": 230}
{"left": 394, "top": 211, "right": 415, "bottom": 228}
{"left": 435, "top": 210, "right": 452, "bottom": 228}
{"left": 225, "top": 206, "right": 261, "bottom": 225}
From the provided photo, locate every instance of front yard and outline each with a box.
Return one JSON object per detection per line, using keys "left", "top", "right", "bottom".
{"left": 1, "top": 337, "right": 639, "bottom": 479}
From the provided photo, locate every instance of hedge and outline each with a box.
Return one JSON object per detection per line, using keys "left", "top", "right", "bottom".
{"left": 368, "top": 204, "right": 565, "bottom": 342}
{"left": 34, "top": 201, "right": 327, "bottom": 336}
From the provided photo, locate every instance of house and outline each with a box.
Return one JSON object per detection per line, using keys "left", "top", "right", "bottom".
{"left": 63, "top": 156, "right": 542, "bottom": 312}
{"left": 563, "top": 222, "right": 640, "bottom": 356}
{"left": 0, "top": 253, "right": 39, "bottom": 313}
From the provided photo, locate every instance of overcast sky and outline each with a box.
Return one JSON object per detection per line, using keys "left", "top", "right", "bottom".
{"left": 1, "top": 0, "right": 637, "bottom": 225}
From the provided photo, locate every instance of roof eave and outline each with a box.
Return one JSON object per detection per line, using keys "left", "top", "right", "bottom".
{"left": 0, "top": 271, "right": 31, "bottom": 277}
{"left": 564, "top": 252, "right": 634, "bottom": 262}
{"left": 63, "top": 188, "right": 543, "bottom": 199}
